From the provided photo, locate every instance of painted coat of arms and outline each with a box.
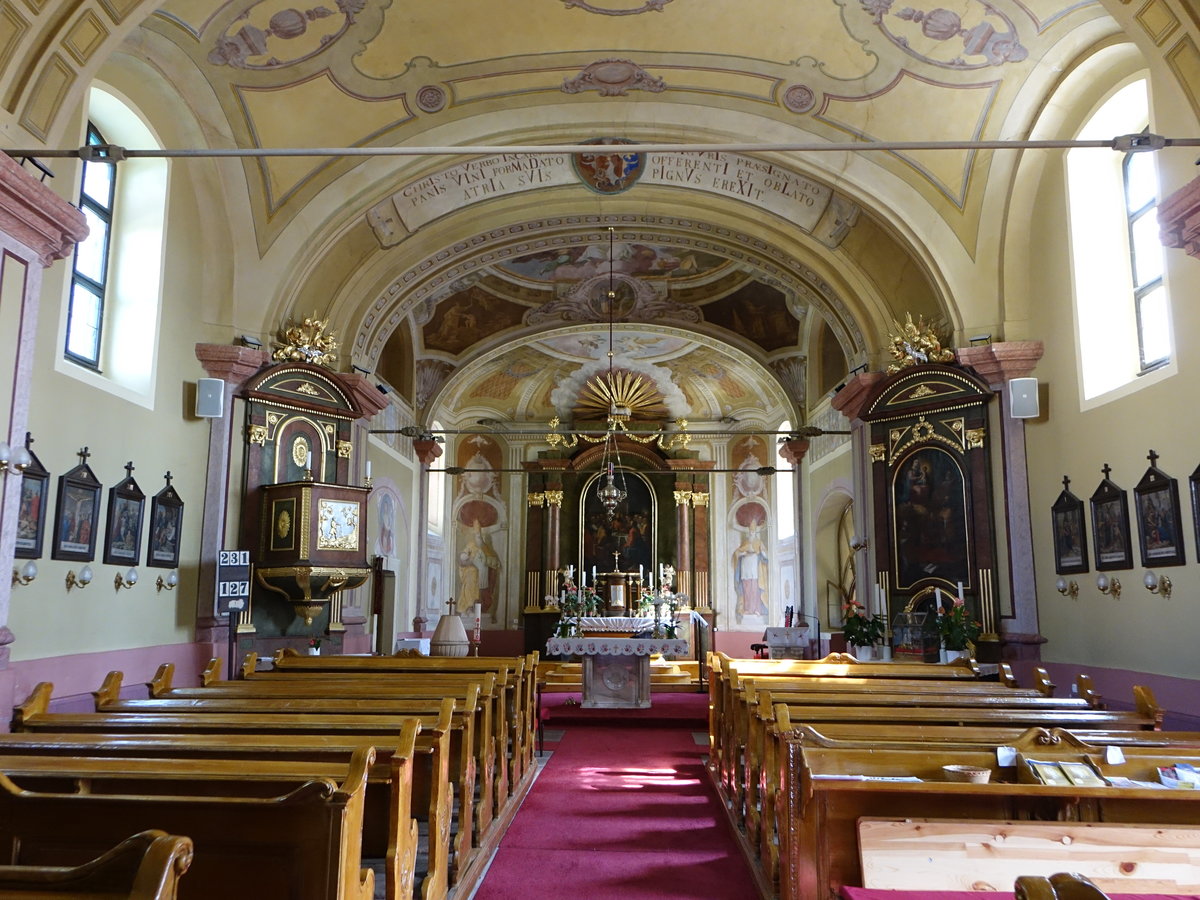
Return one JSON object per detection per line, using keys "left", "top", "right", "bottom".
{"left": 573, "top": 138, "right": 644, "bottom": 194}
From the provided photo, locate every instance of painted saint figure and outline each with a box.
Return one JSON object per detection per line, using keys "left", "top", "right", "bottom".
{"left": 458, "top": 519, "right": 501, "bottom": 614}
{"left": 732, "top": 522, "right": 769, "bottom": 622}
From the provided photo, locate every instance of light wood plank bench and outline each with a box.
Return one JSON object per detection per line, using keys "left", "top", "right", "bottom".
{"left": 0, "top": 830, "right": 192, "bottom": 899}
{"left": 8, "top": 689, "right": 454, "bottom": 900}
{"left": 0, "top": 745, "right": 378, "bottom": 900}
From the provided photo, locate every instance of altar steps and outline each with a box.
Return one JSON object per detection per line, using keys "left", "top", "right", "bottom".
{"left": 537, "top": 660, "right": 702, "bottom": 692}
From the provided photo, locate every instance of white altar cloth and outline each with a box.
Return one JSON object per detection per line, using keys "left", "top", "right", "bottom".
{"left": 576, "top": 616, "right": 654, "bottom": 633}
{"left": 545, "top": 636, "right": 690, "bottom": 708}
{"left": 546, "top": 637, "right": 689, "bottom": 657}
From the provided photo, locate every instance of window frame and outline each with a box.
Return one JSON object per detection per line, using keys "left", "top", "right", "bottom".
{"left": 66, "top": 122, "right": 116, "bottom": 370}
{"left": 1121, "top": 141, "right": 1168, "bottom": 373}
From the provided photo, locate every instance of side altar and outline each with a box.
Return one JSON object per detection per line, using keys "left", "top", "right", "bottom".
{"left": 545, "top": 636, "right": 690, "bottom": 708}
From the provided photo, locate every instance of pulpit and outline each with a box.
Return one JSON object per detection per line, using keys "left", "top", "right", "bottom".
{"left": 545, "top": 635, "right": 689, "bottom": 708}
{"left": 255, "top": 480, "right": 372, "bottom": 625}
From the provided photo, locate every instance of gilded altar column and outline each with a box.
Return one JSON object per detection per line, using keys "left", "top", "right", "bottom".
{"left": 524, "top": 490, "right": 546, "bottom": 609}
{"left": 690, "top": 489, "right": 712, "bottom": 612}
{"left": 673, "top": 488, "right": 693, "bottom": 601}
{"left": 412, "top": 438, "right": 443, "bottom": 633}
{"left": 544, "top": 489, "right": 564, "bottom": 598}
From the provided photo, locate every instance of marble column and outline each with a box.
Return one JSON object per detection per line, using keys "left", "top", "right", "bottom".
{"left": 778, "top": 438, "right": 811, "bottom": 626}
{"left": 412, "top": 438, "right": 443, "bottom": 632}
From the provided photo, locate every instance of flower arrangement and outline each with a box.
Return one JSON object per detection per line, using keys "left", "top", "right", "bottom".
{"left": 308, "top": 637, "right": 321, "bottom": 649}
{"left": 559, "top": 578, "right": 601, "bottom": 617}
{"left": 937, "top": 597, "right": 981, "bottom": 651}
{"left": 841, "top": 600, "right": 886, "bottom": 648}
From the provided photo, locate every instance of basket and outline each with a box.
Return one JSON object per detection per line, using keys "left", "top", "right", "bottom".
{"left": 942, "top": 764, "right": 991, "bottom": 784}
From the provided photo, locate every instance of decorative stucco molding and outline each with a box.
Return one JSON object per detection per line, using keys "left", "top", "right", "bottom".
{"left": 0, "top": 154, "right": 88, "bottom": 266}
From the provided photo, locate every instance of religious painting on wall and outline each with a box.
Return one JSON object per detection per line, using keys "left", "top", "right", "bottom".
{"left": 1133, "top": 452, "right": 1185, "bottom": 568}
{"left": 1190, "top": 464, "right": 1200, "bottom": 562}
{"left": 1050, "top": 477, "right": 1088, "bottom": 576}
{"left": 147, "top": 476, "right": 184, "bottom": 569}
{"left": 1089, "top": 466, "right": 1132, "bottom": 571}
{"left": 51, "top": 450, "right": 102, "bottom": 563}
{"left": 890, "top": 446, "right": 970, "bottom": 589}
{"left": 453, "top": 434, "right": 507, "bottom": 622}
{"left": 581, "top": 469, "right": 654, "bottom": 578}
{"left": 103, "top": 463, "right": 145, "bottom": 567}
{"left": 14, "top": 436, "right": 49, "bottom": 560}
{"left": 729, "top": 435, "right": 772, "bottom": 625}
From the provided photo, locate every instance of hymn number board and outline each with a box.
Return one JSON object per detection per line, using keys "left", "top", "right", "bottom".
{"left": 217, "top": 549, "right": 251, "bottom": 617}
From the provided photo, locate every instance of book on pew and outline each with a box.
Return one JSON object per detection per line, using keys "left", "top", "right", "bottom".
{"left": 1027, "top": 760, "right": 1072, "bottom": 786}
{"left": 1058, "top": 761, "right": 1106, "bottom": 787}
{"left": 1157, "top": 764, "right": 1200, "bottom": 789}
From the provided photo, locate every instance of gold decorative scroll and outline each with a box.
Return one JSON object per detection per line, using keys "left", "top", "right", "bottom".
{"left": 885, "top": 312, "right": 955, "bottom": 373}
{"left": 337, "top": 440, "right": 352, "bottom": 458}
{"left": 248, "top": 424, "right": 268, "bottom": 445}
{"left": 527, "top": 492, "right": 546, "bottom": 507}
{"left": 291, "top": 437, "right": 309, "bottom": 467}
{"left": 869, "top": 443, "right": 886, "bottom": 463}
{"left": 673, "top": 490, "right": 693, "bottom": 507}
{"left": 273, "top": 316, "right": 339, "bottom": 368}
{"left": 966, "top": 427, "right": 986, "bottom": 449}
{"left": 544, "top": 490, "right": 564, "bottom": 507}
{"left": 888, "top": 416, "right": 969, "bottom": 462}
{"left": 690, "top": 491, "right": 709, "bottom": 507}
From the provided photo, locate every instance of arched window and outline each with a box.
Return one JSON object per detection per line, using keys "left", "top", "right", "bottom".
{"left": 1066, "top": 77, "right": 1172, "bottom": 401}
{"left": 59, "top": 86, "right": 168, "bottom": 404}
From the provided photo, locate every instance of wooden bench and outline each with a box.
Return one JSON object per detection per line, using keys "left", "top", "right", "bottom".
{"left": 257, "top": 651, "right": 539, "bottom": 793}
{"left": 0, "top": 830, "right": 192, "bottom": 899}
{"left": 776, "top": 735, "right": 1200, "bottom": 900}
{"left": 100, "top": 668, "right": 495, "bottom": 858}
{"left": 8, "top": 689, "right": 453, "bottom": 900}
{"left": 0, "top": 745, "right": 377, "bottom": 900}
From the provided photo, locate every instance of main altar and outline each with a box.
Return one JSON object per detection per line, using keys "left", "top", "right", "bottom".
{"left": 545, "top": 635, "right": 690, "bottom": 708}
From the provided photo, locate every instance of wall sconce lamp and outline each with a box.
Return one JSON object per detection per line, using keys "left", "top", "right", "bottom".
{"left": 114, "top": 567, "right": 139, "bottom": 591}
{"left": 0, "top": 440, "right": 31, "bottom": 476}
{"left": 237, "top": 334, "right": 262, "bottom": 348}
{"left": 156, "top": 570, "right": 179, "bottom": 592}
{"left": 1143, "top": 570, "right": 1172, "bottom": 600}
{"left": 1055, "top": 577, "right": 1079, "bottom": 600}
{"left": 969, "top": 334, "right": 992, "bottom": 346}
{"left": 1096, "top": 573, "right": 1121, "bottom": 600}
{"left": 65, "top": 565, "right": 93, "bottom": 592}
{"left": 11, "top": 560, "right": 37, "bottom": 586}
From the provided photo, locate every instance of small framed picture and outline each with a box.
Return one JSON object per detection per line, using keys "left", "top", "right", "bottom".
{"left": 14, "top": 436, "right": 49, "bottom": 560}
{"left": 1051, "top": 478, "right": 1088, "bottom": 576}
{"left": 1089, "top": 467, "right": 1132, "bottom": 571}
{"left": 103, "top": 463, "right": 145, "bottom": 566}
{"left": 147, "top": 476, "right": 184, "bottom": 569}
{"left": 1133, "top": 454, "right": 1185, "bottom": 568}
{"left": 51, "top": 451, "right": 102, "bottom": 563}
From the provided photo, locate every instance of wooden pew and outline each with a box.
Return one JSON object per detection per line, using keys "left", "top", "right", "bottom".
{"left": 0, "top": 745, "right": 378, "bottom": 900}
{"left": 257, "top": 651, "right": 538, "bottom": 794}
{"left": 0, "top": 830, "right": 192, "bottom": 899}
{"left": 9, "top": 689, "right": 453, "bottom": 900}
{"left": 776, "top": 736, "right": 1200, "bottom": 900}
{"left": 100, "top": 668, "right": 494, "bottom": 856}
{"left": 158, "top": 661, "right": 510, "bottom": 821}
{"left": 1016, "top": 873, "right": 1112, "bottom": 900}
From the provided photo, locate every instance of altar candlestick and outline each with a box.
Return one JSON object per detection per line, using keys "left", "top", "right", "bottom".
{"left": 639, "top": 564, "right": 643, "bottom": 580}
{"left": 305, "top": 451, "right": 312, "bottom": 471}
{"left": 935, "top": 587, "right": 942, "bottom": 609}
{"left": 957, "top": 581, "right": 964, "bottom": 603}
{"left": 592, "top": 565, "right": 598, "bottom": 580}
{"left": 365, "top": 460, "right": 372, "bottom": 479}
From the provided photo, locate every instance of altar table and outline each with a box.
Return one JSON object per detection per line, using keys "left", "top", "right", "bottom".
{"left": 545, "top": 636, "right": 690, "bottom": 708}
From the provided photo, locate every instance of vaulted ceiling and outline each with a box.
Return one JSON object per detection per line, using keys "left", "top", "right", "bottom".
{"left": 17, "top": 0, "right": 1181, "bottom": 429}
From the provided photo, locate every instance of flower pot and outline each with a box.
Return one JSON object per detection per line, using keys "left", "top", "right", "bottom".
{"left": 849, "top": 643, "right": 873, "bottom": 662}
{"left": 943, "top": 647, "right": 968, "bottom": 663}
{"left": 307, "top": 647, "right": 320, "bottom": 656}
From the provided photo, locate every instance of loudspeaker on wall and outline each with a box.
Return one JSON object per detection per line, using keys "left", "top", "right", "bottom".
{"left": 1009, "top": 377, "right": 1039, "bottom": 419}
{"left": 195, "top": 378, "right": 225, "bottom": 418}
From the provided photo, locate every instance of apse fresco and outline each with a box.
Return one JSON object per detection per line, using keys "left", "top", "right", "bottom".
{"left": 534, "top": 333, "right": 693, "bottom": 362}
{"left": 702, "top": 283, "right": 797, "bottom": 352}
{"left": 497, "top": 243, "right": 729, "bottom": 284}
{"left": 423, "top": 286, "right": 527, "bottom": 354}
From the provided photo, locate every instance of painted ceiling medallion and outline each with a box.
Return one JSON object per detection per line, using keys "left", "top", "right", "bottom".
{"left": 562, "top": 59, "right": 666, "bottom": 97}
{"left": 860, "top": 0, "right": 1028, "bottom": 68}
{"left": 208, "top": 0, "right": 366, "bottom": 69}
{"left": 572, "top": 137, "right": 644, "bottom": 194}
{"left": 562, "top": 0, "right": 673, "bottom": 14}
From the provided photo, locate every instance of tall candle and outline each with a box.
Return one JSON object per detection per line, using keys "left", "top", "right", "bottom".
{"left": 581, "top": 570, "right": 587, "bottom": 588}
{"left": 365, "top": 460, "right": 372, "bottom": 479}
{"left": 957, "top": 581, "right": 964, "bottom": 603}
{"left": 305, "top": 451, "right": 312, "bottom": 470}
{"left": 935, "top": 587, "right": 942, "bottom": 607}
{"left": 592, "top": 565, "right": 597, "bottom": 580}
{"left": 639, "top": 564, "right": 644, "bottom": 579}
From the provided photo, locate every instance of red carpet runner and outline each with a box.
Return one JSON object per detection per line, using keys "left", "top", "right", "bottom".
{"left": 472, "top": 709, "right": 760, "bottom": 900}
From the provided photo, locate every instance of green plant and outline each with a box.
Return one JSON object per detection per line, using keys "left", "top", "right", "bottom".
{"left": 841, "top": 600, "right": 885, "bottom": 647}
{"left": 937, "top": 598, "right": 982, "bottom": 651}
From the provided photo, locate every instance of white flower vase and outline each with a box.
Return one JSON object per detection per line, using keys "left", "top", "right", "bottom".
{"left": 850, "top": 643, "right": 873, "bottom": 662}
{"left": 944, "top": 647, "right": 968, "bottom": 663}
{"left": 938, "top": 646, "right": 948, "bottom": 663}
{"left": 307, "top": 647, "right": 320, "bottom": 656}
